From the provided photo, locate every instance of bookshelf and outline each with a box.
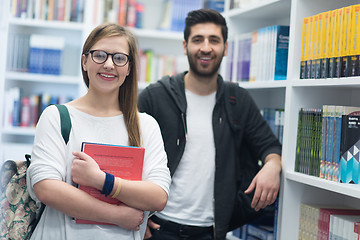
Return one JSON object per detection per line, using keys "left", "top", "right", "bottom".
{"left": 2, "top": 0, "right": 360, "bottom": 239}
{"left": 279, "top": 0, "right": 360, "bottom": 238}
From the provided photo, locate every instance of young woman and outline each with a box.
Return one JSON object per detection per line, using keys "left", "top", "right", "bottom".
{"left": 27, "top": 23, "right": 171, "bottom": 240}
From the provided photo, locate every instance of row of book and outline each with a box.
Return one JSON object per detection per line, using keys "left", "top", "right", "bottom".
{"left": 300, "top": 4, "right": 360, "bottom": 79}
{"left": 7, "top": 33, "right": 65, "bottom": 75}
{"left": 225, "top": 25, "right": 289, "bottom": 82}
{"left": 92, "top": 0, "right": 141, "bottom": 28}
{"left": 230, "top": 0, "right": 267, "bottom": 10}
{"left": 3, "top": 87, "right": 72, "bottom": 128}
{"left": 261, "top": 108, "right": 284, "bottom": 144}
{"left": 138, "top": 50, "right": 188, "bottom": 84}
{"left": 10, "top": 0, "right": 85, "bottom": 22}
{"left": 11, "top": 0, "right": 212, "bottom": 32}
{"left": 295, "top": 105, "right": 360, "bottom": 184}
{"left": 92, "top": 0, "right": 203, "bottom": 32}
{"left": 6, "top": 32, "right": 189, "bottom": 79}
{"left": 299, "top": 203, "right": 360, "bottom": 240}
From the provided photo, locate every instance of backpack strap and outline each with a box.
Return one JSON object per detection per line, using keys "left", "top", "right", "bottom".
{"left": 54, "top": 104, "right": 71, "bottom": 144}
{"left": 224, "top": 82, "right": 242, "bottom": 132}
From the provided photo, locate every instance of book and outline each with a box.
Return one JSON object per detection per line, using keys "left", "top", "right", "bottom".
{"left": 340, "top": 6, "right": 352, "bottom": 77}
{"left": 314, "top": 13, "right": 322, "bottom": 79}
{"left": 321, "top": 11, "right": 331, "bottom": 79}
{"left": 76, "top": 142, "right": 145, "bottom": 224}
{"left": 340, "top": 115, "right": 360, "bottom": 183}
{"left": 334, "top": 7, "right": 344, "bottom": 78}
{"left": 273, "top": 25, "right": 290, "bottom": 81}
{"left": 300, "top": 17, "right": 309, "bottom": 79}
{"left": 332, "top": 106, "right": 360, "bottom": 181}
{"left": 306, "top": 16, "right": 314, "bottom": 79}
{"left": 328, "top": 9, "right": 338, "bottom": 78}
{"left": 349, "top": 4, "right": 360, "bottom": 77}
{"left": 29, "top": 34, "right": 65, "bottom": 75}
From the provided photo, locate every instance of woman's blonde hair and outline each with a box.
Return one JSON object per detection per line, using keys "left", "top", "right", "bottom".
{"left": 81, "top": 23, "right": 141, "bottom": 147}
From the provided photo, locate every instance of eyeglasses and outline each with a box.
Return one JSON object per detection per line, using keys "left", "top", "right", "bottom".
{"left": 85, "top": 50, "right": 131, "bottom": 67}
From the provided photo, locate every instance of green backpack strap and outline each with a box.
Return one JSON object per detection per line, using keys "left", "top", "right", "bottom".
{"left": 54, "top": 104, "right": 71, "bottom": 144}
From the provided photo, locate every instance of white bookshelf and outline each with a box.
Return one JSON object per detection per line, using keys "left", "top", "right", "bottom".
{"left": 225, "top": 0, "right": 360, "bottom": 239}
{"left": 278, "top": 0, "right": 360, "bottom": 239}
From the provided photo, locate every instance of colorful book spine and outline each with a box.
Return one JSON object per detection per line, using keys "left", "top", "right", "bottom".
{"left": 340, "top": 115, "right": 360, "bottom": 183}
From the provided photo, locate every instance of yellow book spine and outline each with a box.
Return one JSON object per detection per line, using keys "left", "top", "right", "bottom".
{"left": 335, "top": 8, "right": 344, "bottom": 59}
{"left": 349, "top": 4, "right": 360, "bottom": 76}
{"left": 343, "top": 6, "right": 352, "bottom": 57}
{"left": 306, "top": 16, "right": 313, "bottom": 78}
{"left": 321, "top": 11, "right": 331, "bottom": 78}
{"left": 341, "top": 6, "right": 352, "bottom": 77}
{"left": 300, "top": 17, "right": 309, "bottom": 79}
{"left": 328, "top": 9, "right": 338, "bottom": 78}
{"left": 314, "top": 14, "right": 321, "bottom": 78}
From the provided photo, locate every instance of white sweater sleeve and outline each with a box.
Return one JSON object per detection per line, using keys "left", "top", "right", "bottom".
{"left": 27, "top": 105, "right": 68, "bottom": 201}
{"left": 139, "top": 113, "right": 171, "bottom": 195}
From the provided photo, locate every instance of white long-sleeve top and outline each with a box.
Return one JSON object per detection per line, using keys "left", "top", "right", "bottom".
{"left": 27, "top": 104, "right": 171, "bottom": 240}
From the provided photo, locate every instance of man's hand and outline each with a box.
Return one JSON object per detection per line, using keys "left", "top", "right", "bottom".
{"left": 144, "top": 219, "right": 161, "bottom": 239}
{"left": 244, "top": 153, "right": 281, "bottom": 211}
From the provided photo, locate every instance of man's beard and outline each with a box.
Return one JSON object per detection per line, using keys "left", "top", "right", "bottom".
{"left": 186, "top": 51, "right": 224, "bottom": 78}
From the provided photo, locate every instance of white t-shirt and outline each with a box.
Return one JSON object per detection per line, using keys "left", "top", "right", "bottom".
{"left": 27, "top": 105, "right": 171, "bottom": 240}
{"left": 157, "top": 90, "right": 216, "bottom": 226}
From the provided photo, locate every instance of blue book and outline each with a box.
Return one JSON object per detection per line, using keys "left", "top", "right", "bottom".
{"left": 204, "top": 0, "right": 224, "bottom": 12}
{"left": 274, "top": 25, "right": 290, "bottom": 80}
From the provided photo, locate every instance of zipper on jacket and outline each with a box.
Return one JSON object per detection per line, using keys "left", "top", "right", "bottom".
{"left": 213, "top": 198, "right": 216, "bottom": 239}
{"left": 181, "top": 112, "right": 188, "bottom": 141}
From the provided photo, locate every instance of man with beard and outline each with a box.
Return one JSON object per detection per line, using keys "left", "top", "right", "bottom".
{"left": 138, "top": 8, "right": 282, "bottom": 240}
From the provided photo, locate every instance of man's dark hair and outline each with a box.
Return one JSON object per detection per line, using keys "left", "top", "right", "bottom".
{"left": 184, "top": 8, "right": 228, "bottom": 43}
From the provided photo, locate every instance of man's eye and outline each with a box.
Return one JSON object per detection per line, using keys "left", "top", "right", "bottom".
{"left": 210, "top": 39, "right": 220, "bottom": 44}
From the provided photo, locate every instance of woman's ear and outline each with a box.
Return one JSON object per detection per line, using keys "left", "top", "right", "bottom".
{"left": 82, "top": 54, "right": 87, "bottom": 71}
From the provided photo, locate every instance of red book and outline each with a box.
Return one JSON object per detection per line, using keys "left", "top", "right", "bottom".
{"left": 355, "top": 222, "right": 360, "bottom": 234}
{"left": 118, "top": 0, "right": 128, "bottom": 26}
{"left": 76, "top": 142, "right": 145, "bottom": 224}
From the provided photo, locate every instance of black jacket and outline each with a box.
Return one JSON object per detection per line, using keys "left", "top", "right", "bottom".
{"left": 138, "top": 72, "right": 282, "bottom": 240}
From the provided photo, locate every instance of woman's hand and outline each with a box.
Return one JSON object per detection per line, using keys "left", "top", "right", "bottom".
{"left": 72, "top": 151, "right": 105, "bottom": 190}
{"left": 114, "top": 204, "right": 145, "bottom": 231}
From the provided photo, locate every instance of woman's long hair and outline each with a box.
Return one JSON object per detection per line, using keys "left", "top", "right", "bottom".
{"left": 81, "top": 23, "right": 141, "bottom": 147}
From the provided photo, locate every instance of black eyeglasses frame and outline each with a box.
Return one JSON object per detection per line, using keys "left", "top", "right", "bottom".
{"left": 85, "top": 50, "right": 131, "bottom": 67}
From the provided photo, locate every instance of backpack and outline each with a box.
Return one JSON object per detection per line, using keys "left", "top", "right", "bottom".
{"left": 224, "top": 82, "right": 277, "bottom": 230}
{"left": 0, "top": 104, "right": 71, "bottom": 240}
